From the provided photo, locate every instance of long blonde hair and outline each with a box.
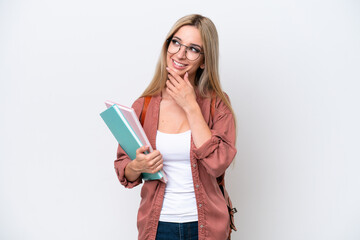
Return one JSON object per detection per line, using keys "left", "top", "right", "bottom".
{"left": 140, "top": 14, "right": 235, "bottom": 117}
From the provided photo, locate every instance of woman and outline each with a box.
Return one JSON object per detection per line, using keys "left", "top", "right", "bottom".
{"left": 114, "top": 14, "right": 237, "bottom": 240}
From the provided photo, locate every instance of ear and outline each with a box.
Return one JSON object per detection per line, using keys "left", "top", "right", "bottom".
{"left": 200, "top": 62, "right": 205, "bottom": 69}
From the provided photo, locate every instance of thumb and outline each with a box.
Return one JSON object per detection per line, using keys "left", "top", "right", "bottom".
{"left": 137, "top": 145, "right": 149, "bottom": 154}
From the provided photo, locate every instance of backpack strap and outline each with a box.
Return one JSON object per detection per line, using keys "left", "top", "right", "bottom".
{"left": 210, "top": 96, "right": 216, "bottom": 120}
{"left": 140, "top": 96, "right": 152, "bottom": 126}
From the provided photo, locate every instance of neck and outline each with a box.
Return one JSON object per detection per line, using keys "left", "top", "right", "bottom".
{"left": 161, "top": 89, "right": 172, "bottom": 100}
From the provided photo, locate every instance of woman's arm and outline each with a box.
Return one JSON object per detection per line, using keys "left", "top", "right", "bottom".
{"left": 114, "top": 98, "right": 144, "bottom": 188}
{"left": 165, "top": 68, "right": 212, "bottom": 147}
{"left": 191, "top": 103, "right": 237, "bottom": 178}
{"left": 165, "top": 68, "right": 237, "bottom": 178}
{"left": 114, "top": 144, "right": 142, "bottom": 188}
{"left": 183, "top": 101, "right": 212, "bottom": 148}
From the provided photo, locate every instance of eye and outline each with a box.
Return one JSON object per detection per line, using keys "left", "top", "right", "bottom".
{"left": 171, "top": 39, "right": 180, "bottom": 46}
{"left": 190, "top": 46, "right": 201, "bottom": 53}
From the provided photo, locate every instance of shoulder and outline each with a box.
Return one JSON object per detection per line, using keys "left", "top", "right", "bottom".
{"left": 214, "top": 91, "right": 232, "bottom": 116}
{"left": 131, "top": 97, "right": 145, "bottom": 117}
{"left": 131, "top": 97, "right": 144, "bottom": 110}
{"left": 131, "top": 94, "right": 161, "bottom": 117}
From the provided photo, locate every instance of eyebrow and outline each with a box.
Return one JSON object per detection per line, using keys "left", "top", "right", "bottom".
{"left": 173, "top": 36, "right": 203, "bottom": 49}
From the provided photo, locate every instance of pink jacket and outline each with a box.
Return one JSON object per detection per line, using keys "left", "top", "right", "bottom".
{"left": 114, "top": 92, "right": 237, "bottom": 240}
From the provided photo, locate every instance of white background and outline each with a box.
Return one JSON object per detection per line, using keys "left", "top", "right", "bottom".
{"left": 1, "top": 0, "right": 359, "bottom": 239}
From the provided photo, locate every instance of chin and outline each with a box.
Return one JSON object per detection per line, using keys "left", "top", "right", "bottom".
{"left": 169, "top": 66, "right": 186, "bottom": 76}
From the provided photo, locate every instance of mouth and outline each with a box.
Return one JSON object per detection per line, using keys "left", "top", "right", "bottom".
{"left": 171, "top": 59, "right": 187, "bottom": 69}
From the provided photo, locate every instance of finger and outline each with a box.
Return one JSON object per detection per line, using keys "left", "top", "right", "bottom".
{"left": 144, "top": 155, "right": 162, "bottom": 173}
{"left": 150, "top": 159, "right": 164, "bottom": 173}
{"left": 151, "top": 152, "right": 163, "bottom": 163}
{"left": 165, "top": 87, "right": 175, "bottom": 99}
{"left": 166, "top": 77, "right": 176, "bottom": 88}
{"left": 146, "top": 149, "right": 161, "bottom": 159}
{"left": 166, "top": 67, "right": 178, "bottom": 76}
{"left": 184, "top": 72, "right": 191, "bottom": 85}
{"left": 168, "top": 75, "right": 185, "bottom": 91}
{"left": 168, "top": 74, "right": 180, "bottom": 86}
{"left": 150, "top": 156, "right": 163, "bottom": 169}
{"left": 152, "top": 154, "right": 163, "bottom": 164}
{"left": 166, "top": 67, "right": 184, "bottom": 83}
{"left": 166, "top": 80, "right": 177, "bottom": 94}
{"left": 136, "top": 145, "right": 149, "bottom": 155}
{"left": 152, "top": 162, "right": 164, "bottom": 174}
{"left": 183, "top": 72, "right": 193, "bottom": 89}
{"left": 168, "top": 75, "right": 186, "bottom": 91}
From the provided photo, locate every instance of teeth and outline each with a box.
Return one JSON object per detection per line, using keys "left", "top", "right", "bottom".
{"left": 173, "top": 60, "right": 185, "bottom": 67}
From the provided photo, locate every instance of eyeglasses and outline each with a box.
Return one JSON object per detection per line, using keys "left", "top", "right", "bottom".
{"left": 167, "top": 38, "right": 204, "bottom": 61}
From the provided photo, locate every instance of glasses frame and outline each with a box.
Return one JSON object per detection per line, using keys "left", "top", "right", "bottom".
{"left": 167, "top": 38, "right": 204, "bottom": 61}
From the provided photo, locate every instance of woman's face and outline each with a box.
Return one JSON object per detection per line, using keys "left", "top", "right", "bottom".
{"left": 166, "top": 25, "right": 205, "bottom": 83}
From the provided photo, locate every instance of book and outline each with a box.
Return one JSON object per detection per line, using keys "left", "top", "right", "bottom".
{"left": 104, "top": 100, "right": 154, "bottom": 153}
{"left": 100, "top": 103, "right": 167, "bottom": 183}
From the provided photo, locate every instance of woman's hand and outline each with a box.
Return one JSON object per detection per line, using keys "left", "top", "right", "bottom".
{"left": 127, "top": 145, "right": 163, "bottom": 175}
{"left": 165, "top": 67, "right": 197, "bottom": 113}
{"left": 165, "top": 68, "right": 212, "bottom": 148}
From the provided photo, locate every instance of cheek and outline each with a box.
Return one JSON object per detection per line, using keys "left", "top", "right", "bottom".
{"left": 166, "top": 54, "right": 172, "bottom": 65}
{"left": 191, "top": 62, "right": 203, "bottom": 72}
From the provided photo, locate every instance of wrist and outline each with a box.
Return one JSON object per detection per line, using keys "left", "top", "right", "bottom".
{"left": 184, "top": 101, "right": 200, "bottom": 116}
{"left": 127, "top": 160, "right": 141, "bottom": 174}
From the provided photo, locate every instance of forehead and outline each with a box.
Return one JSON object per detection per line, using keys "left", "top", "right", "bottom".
{"left": 173, "top": 25, "right": 203, "bottom": 46}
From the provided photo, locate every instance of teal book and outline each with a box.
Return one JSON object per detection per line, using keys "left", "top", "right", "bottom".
{"left": 100, "top": 104, "right": 166, "bottom": 182}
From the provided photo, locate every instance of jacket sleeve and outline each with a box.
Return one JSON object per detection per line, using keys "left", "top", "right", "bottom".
{"left": 114, "top": 97, "right": 145, "bottom": 188}
{"left": 192, "top": 96, "right": 237, "bottom": 178}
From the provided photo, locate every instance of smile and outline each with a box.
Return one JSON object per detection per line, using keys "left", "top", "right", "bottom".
{"left": 172, "top": 59, "right": 187, "bottom": 67}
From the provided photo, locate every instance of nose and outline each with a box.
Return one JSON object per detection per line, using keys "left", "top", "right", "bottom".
{"left": 176, "top": 45, "right": 187, "bottom": 59}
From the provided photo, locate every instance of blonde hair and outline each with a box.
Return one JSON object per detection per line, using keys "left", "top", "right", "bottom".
{"left": 140, "top": 14, "right": 235, "bottom": 117}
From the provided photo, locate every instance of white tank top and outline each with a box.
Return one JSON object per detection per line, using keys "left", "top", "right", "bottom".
{"left": 156, "top": 130, "right": 198, "bottom": 223}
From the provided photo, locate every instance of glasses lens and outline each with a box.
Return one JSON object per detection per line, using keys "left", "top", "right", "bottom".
{"left": 168, "top": 39, "right": 180, "bottom": 54}
{"left": 186, "top": 49, "right": 200, "bottom": 61}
